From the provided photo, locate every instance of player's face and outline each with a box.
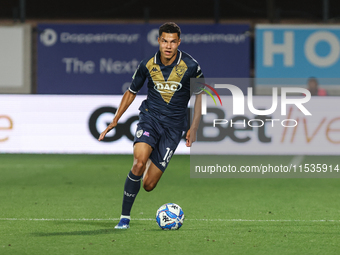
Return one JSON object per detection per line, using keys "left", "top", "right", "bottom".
{"left": 158, "top": 32, "right": 181, "bottom": 64}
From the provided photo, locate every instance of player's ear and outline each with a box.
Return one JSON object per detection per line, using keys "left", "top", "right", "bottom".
{"left": 178, "top": 38, "right": 181, "bottom": 46}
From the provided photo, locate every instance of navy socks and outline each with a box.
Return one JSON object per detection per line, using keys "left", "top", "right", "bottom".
{"left": 121, "top": 170, "right": 143, "bottom": 216}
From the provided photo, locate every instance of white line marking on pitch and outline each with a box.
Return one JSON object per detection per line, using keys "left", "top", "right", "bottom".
{"left": 0, "top": 218, "right": 338, "bottom": 222}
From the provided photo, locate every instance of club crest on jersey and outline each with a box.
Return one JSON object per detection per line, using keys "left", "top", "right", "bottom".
{"left": 136, "top": 129, "right": 143, "bottom": 138}
{"left": 175, "top": 65, "right": 186, "bottom": 78}
{"left": 154, "top": 81, "right": 182, "bottom": 94}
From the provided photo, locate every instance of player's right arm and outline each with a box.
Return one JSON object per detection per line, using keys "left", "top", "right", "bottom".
{"left": 98, "top": 90, "right": 136, "bottom": 141}
{"left": 98, "top": 60, "right": 147, "bottom": 141}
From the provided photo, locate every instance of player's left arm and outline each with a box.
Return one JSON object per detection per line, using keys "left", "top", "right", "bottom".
{"left": 186, "top": 92, "right": 202, "bottom": 147}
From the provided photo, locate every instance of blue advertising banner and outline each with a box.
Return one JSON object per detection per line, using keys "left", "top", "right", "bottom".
{"left": 143, "top": 24, "right": 250, "bottom": 78}
{"left": 37, "top": 24, "right": 250, "bottom": 94}
{"left": 256, "top": 25, "right": 340, "bottom": 80}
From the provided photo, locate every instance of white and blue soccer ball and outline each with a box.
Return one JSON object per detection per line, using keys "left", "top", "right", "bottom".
{"left": 156, "top": 203, "right": 184, "bottom": 230}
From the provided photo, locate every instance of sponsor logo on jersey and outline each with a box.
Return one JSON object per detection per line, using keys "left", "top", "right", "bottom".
{"left": 151, "top": 67, "right": 159, "bottom": 72}
{"left": 154, "top": 81, "right": 182, "bottom": 94}
{"left": 146, "top": 58, "right": 188, "bottom": 104}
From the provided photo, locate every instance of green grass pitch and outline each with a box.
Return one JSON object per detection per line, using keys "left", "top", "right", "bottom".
{"left": 1, "top": 154, "right": 340, "bottom": 254}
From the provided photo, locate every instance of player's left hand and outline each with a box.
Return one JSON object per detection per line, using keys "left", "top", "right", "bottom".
{"left": 186, "top": 129, "right": 197, "bottom": 147}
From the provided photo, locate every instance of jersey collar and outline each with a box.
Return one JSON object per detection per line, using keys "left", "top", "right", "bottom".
{"left": 154, "top": 50, "right": 182, "bottom": 66}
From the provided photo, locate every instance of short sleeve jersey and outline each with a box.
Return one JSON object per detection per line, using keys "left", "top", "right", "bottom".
{"left": 129, "top": 50, "right": 204, "bottom": 131}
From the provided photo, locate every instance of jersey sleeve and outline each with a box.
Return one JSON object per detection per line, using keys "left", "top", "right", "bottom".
{"left": 194, "top": 63, "right": 204, "bottom": 79}
{"left": 129, "top": 61, "right": 148, "bottom": 94}
{"left": 192, "top": 63, "right": 205, "bottom": 95}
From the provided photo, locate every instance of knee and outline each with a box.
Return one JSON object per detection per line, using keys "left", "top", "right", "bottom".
{"left": 143, "top": 181, "right": 157, "bottom": 192}
{"left": 131, "top": 160, "right": 146, "bottom": 176}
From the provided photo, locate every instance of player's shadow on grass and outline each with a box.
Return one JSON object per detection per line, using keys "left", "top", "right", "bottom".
{"left": 52, "top": 220, "right": 147, "bottom": 229}
{"left": 32, "top": 220, "right": 135, "bottom": 237}
{"left": 33, "top": 228, "right": 117, "bottom": 237}
{"left": 53, "top": 220, "right": 114, "bottom": 228}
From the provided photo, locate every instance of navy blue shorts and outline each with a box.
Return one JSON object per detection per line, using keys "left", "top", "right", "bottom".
{"left": 133, "top": 113, "right": 183, "bottom": 172}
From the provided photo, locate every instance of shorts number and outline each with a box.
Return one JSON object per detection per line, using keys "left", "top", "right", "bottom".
{"left": 163, "top": 147, "right": 173, "bottom": 163}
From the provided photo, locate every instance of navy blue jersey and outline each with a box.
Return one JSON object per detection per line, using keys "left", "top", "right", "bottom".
{"left": 129, "top": 50, "right": 204, "bottom": 131}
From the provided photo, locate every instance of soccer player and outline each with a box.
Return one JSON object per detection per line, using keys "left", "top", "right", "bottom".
{"left": 98, "top": 22, "right": 203, "bottom": 229}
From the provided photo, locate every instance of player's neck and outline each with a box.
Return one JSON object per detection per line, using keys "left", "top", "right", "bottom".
{"left": 160, "top": 51, "right": 178, "bottom": 66}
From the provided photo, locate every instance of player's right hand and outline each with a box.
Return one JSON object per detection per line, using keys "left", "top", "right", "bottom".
{"left": 98, "top": 122, "right": 117, "bottom": 141}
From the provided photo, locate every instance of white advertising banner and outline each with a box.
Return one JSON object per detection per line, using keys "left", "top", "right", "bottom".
{"left": 193, "top": 95, "right": 340, "bottom": 155}
{"left": 0, "top": 95, "right": 339, "bottom": 155}
{"left": 0, "top": 95, "right": 189, "bottom": 154}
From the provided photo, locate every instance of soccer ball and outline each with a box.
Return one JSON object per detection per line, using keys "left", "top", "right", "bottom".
{"left": 156, "top": 203, "right": 184, "bottom": 230}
